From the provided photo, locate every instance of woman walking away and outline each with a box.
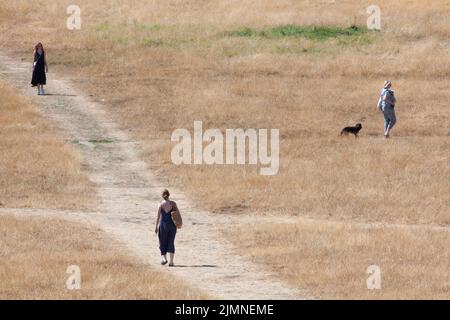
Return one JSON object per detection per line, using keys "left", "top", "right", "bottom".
{"left": 155, "top": 189, "right": 179, "bottom": 267}
{"left": 31, "top": 42, "right": 48, "bottom": 95}
{"left": 377, "top": 80, "right": 397, "bottom": 138}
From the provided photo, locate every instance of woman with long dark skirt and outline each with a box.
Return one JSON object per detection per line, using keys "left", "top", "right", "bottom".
{"left": 31, "top": 42, "right": 48, "bottom": 95}
{"left": 155, "top": 189, "right": 179, "bottom": 267}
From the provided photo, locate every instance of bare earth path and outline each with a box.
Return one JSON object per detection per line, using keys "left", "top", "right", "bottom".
{"left": 0, "top": 52, "right": 309, "bottom": 299}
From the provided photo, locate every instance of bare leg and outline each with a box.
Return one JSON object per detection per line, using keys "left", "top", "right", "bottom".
{"left": 161, "top": 254, "right": 168, "bottom": 265}
{"left": 169, "top": 253, "right": 175, "bottom": 266}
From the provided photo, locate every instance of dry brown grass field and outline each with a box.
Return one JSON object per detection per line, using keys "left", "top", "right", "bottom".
{"left": 226, "top": 222, "right": 450, "bottom": 299}
{"left": 0, "top": 215, "right": 205, "bottom": 299}
{"left": 0, "top": 0, "right": 449, "bottom": 299}
{"left": 0, "top": 81, "right": 95, "bottom": 209}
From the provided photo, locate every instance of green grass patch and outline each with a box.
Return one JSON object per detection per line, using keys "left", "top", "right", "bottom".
{"left": 141, "top": 37, "right": 179, "bottom": 48}
{"left": 71, "top": 139, "right": 114, "bottom": 145}
{"left": 225, "top": 25, "right": 368, "bottom": 41}
{"left": 142, "top": 38, "right": 165, "bottom": 47}
{"left": 88, "top": 139, "right": 114, "bottom": 144}
{"left": 227, "top": 27, "right": 258, "bottom": 37}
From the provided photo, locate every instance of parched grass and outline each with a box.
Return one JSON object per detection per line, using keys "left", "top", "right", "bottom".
{"left": 94, "top": 22, "right": 169, "bottom": 33}
{"left": 0, "top": 81, "right": 96, "bottom": 210}
{"left": 226, "top": 222, "right": 450, "bottom": 299}
{"left": 92, "top": 22, "right": 184, "bottom": 49}
{"left": 1, "top": 1, "right": 447, "bottom": 224}
{"left": 0, "top": 1, "right": 448, "bottom": 223}
{"left": 0, "top": 215, "right": 206, "bottom": 299}
{"left": 0, "top": 0, "right": 449, "bottom": 299}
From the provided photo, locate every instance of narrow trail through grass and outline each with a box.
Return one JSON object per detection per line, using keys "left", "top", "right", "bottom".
{"left": 0, "top": 51, "right": 307, "bottom": 300}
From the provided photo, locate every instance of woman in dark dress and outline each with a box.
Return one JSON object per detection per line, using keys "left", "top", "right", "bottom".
{"left": 31, "top": 42, "right": 48, "bottom": 95}
{"left": 155, "top": 189, "right": 179, "bottom": 267}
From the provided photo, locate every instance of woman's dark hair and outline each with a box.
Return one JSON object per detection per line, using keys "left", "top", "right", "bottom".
{"left": 34, "top": 42, "right": 45, "bottom": 54}
{"left": 162, "top": 189, "right": 170, "bottom": 200}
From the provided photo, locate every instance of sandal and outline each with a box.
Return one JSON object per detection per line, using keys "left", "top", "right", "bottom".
{"left": 169, "top": 263, "right": 174, "bottom": 267}
{"left": 161, "top": 260, "right": 168, "bottom": 265}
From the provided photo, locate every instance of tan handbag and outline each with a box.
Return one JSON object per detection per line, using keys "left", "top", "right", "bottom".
{"left": 170, "top": 202, "right": 183, "bottom": 229}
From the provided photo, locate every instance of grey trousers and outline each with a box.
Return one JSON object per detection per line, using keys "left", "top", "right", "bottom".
{"left": 383, "top": 106, "right": 396, "bottom": 132}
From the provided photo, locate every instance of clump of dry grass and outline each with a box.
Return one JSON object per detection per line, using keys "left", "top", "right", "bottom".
{"left": 0, "top": 81, "right": 95, "bottom": 209}
{"left": 0, "top": 214, "right": 206, "bottom": 299}
{"left": 225, "top": 221, "right": 450, "bottom": 299}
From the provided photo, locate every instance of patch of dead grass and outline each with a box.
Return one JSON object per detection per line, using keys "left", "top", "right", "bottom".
{"left": 225, "top": 221, "right": 450, "bottom": 299}
{"left": 0, "top": 215, "right": 206, "bottom": 299}
{"left": 0, "top": 81, "right": 96, "bottom": 209}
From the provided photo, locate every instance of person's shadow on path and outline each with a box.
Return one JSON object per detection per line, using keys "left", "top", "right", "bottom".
{"left": 170, "top": 265, "right": 218, "bottom": 268}
{"left": 42, "top": 93, "right": 77, "bottom": 97}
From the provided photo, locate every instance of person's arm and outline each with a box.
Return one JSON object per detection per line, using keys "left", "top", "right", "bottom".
{"left": 155, "top": 205, "right": 161, "bottom": 234}
{"left": 32, "top": 53, "right": 36, "bottom": 70}
{"left": 44, "top": 54, "right": 48, "bottom": 73}
{"left": 377, "top": 96, "right": 382, "bottom": 111}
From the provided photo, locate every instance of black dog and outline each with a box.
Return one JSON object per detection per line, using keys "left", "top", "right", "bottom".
{"left": 340, "top": 123, "right": 362, "bottom": 138}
